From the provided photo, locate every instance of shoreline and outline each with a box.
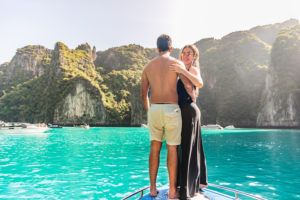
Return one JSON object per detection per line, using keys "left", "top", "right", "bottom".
{"left": 57, "top": 124, "right": 300, "bottom": 129}
{"left": 235, "top": 125, "right": 300, "bottom": 130}
{"left": 2, "top": 121, "right": 300, "bottom": 129}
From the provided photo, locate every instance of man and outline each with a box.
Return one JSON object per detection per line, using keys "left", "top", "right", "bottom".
{"left": 141, "top": 34, "right": 182, "bottom": 199}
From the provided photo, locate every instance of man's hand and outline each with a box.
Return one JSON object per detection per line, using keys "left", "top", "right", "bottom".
{"left": 169, "top": 60, "right": 186, "bottom": 74}
{"left": 180, "top": 74, "right": 196, "bottom": 102}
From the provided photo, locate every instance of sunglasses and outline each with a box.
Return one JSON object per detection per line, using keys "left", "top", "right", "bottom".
{"left": 181, "top": 52, "right": 194, "bottom": 56}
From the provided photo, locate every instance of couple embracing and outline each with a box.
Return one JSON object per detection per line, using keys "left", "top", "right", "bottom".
{"left": 141, "top": 34, "right": 208, "bottom": 200}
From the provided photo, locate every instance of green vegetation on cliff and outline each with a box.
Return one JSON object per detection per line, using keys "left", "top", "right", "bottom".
{"left": 269, "top": 24, "right": 300, "bottom": 108}
{"left": 0, "top": 43, "right": 154, "bottom": 125}
{"left": 0, "top": 42, "right": 105, "bottom": 123}
{"left": 1, "top": 19, "right": 299, "bottom": 126}
{"left": 198, "top": 31, "right": 270, "bottom": 126}
{"left": 95, "top": 44, "right": 154, "bottom": 124}
{"left": 0, "top": 46, "right": 52, "bottom": 98}
{"left": 250, "top": 18, "right": 299, "bottom": 45}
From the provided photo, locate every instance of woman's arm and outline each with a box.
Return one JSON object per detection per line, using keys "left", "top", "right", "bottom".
{"left": 179, "top": 74, "right": 196, "bottom": 102}
{"left": 169, "top": 60, "right": 203, "bottom": 88}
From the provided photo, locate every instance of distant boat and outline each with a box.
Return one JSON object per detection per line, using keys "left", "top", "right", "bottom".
{"left": 141, "top": 124, "right": 148, "bottom": 128}
{"left": 80, "top": 123, "right": 90, "bottom": 129}
{"left": 48, "top": 124, "right": 63, "bottom": 128}
{"left": 0, "top": 122, "right": 49, "bottom": 134}
{"left": 224, "top": 125, "right": 235, "bottom": 129}
{"left": 201, "top": 124, "right": 223, "bottom": 130}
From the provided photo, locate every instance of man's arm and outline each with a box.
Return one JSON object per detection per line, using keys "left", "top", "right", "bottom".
{"left": 169, "top": 61, "right": 203, "bottom": 88}
{"left": 141, "top": 69, "right": 150, "bottom": 112}
{"left": 185, "top": 67, "right": 203, "bottom": 88}
{"left": 179, "top": 74, "right": 196, "bottom": 102}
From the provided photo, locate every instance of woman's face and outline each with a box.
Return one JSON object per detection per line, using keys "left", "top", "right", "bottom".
{"left": 181, "top": 47, "right": 194, "bottom": 67}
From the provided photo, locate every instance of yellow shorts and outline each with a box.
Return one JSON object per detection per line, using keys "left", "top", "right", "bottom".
{"left": 148, "top": 104, "right": 182, "bottom": 145}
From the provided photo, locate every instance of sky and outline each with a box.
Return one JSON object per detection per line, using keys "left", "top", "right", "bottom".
{"left": 0, "top": 0, "right": 300, "bottom": 64}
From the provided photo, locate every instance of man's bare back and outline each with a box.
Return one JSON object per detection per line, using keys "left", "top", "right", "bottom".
{"left": 141, "top": 34, "right": 181, "bottom": 199}
{"left": 143, "top": 54, "right": 178, "bottom": 104}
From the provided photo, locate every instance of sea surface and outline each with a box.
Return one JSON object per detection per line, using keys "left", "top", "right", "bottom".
{"left": 0, "top": 127, "right": 299, "bottom": 199}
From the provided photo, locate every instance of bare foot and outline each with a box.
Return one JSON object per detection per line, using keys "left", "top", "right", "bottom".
{"left": 200, "top": 184, "right": 208, "bottom": 189}
{"left": 150, "top": 187, "right": 159, "bottom": 197}
{"left": 168, "top": 189, "right": 179, "bottom": 199}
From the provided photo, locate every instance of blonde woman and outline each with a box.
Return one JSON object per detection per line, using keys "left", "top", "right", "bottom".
{"left": 169, "top": 44, "right": 208, "bottom": 199}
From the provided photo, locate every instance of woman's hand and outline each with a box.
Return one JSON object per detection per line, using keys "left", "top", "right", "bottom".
{"left": 169, "top": 60, "right": 186, "bottom": 74}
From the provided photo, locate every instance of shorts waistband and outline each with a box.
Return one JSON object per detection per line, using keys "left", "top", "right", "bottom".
{"left": 150, "top": 104, "right": 179, "bottom": 108}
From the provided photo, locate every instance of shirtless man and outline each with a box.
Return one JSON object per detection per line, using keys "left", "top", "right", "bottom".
{"left": 141, "top": 34, "right": 182, "bottom": 199}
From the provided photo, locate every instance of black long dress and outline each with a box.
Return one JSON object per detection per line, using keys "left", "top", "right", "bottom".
{"left": 177, "top": 79, "right": 208, "bottom": 199}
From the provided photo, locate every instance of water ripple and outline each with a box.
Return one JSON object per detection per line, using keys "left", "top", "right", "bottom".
{"left": 0, "top": 127, "right": 298, "bottom": 199}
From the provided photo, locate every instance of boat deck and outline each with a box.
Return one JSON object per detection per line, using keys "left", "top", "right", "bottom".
{"left": 140, "top": 185, "right": 235, "bottom": 200}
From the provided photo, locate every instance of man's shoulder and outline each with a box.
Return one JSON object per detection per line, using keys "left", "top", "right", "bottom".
{"left": 150, "top": 56, "right": 161, "bottom": 63}
{"left": 168, "top": 56, "right": 178, "bottom": 61}
{"left": 144, "top": 56, "right": 159, "bottom": 69}
{"left": 143, "top": 61, "right": 152, "bottom": 72}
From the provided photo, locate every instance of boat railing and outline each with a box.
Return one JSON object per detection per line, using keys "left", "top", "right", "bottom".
{"left": 121, "top": 183, "right": 267, "bottom": 200}
{"left": 121, "top": 186, "right": 150, "bottom": 200}
{"left": 208, "top": 183, "right": 267, "bottom": 200}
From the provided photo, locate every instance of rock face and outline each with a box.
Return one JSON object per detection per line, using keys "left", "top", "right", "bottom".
{"left": 195, "top": 31, "right": 270, "bottom": 127}
{"left": 130, "top": 84, "right": 147, "bottom": 126}
{"left": 53, "top": 82, "right": 106, "bottom": 125}
{"left": 193, "top": 19, "right": 300, "bottom": 127}
{"left": 0, "top": 45, "right": 52, "bottom": 97}
{"left": 250, "top": 19, "right": 298, "bottom": 45}
{"left": 0, "top": 42, "right": 107, "bottom": 124}
{"left": 8, "top": 45, "right": 52, "bottom": 78}
{"left": 257, "top": 24, "right": 300, "bottom": 127}
{"left": 94, "top": 44, "right": 155, "bottom": 125}
{"left": 50, "top": 42, "right": 106, "bottom": 125}
{"left": 257, "top": 74, "right": 298, "bottom": 126}
{"left": 1, "top": 20, "right": 300, "bottom": 127}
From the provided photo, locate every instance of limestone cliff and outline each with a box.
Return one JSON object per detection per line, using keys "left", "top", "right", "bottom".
{"left": 94, "top": 45, "right": 154, "bottom": 125}
{"left": 9, "top": 45, "right": 52, "bottom": 78}
{"left": 257, "top": 74, "right": 298, "bottom": 126}
{"left": 130, "top": 84, "right": 147, "bottom": 126}
{"left": 53, "top": 82, "right": 106, "bottom": 125}
{"left": 257, "top": 24, "right": 300, "bottom": 127}
{"left": 196, "top": 31, "right": 270, "bottom": 127}
{"left": 0, "top": 42, "right": 107, "bottom": 124}
{"left": 0, "top": 45, "right": 52, "bottom": 97}
{"left": 250, "top": 19, "right": 298, "bottom": 45}
{"left": 50, "top": 42, "right": 107, "bottom": 125}
{"left": 1, "top": 19, "right": 300, "bottom": 127}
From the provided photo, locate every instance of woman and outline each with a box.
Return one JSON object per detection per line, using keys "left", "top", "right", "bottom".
{"left": 169, "top": 44, "right": 208, "bottom": 199}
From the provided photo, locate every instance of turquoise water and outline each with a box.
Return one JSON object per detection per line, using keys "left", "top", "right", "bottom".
{"left": 0, "top": 128, "right": 299, "bottom": 199}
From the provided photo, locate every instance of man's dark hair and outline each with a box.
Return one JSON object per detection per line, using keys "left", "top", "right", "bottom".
{"left": 157, "top": 34, "right": 172, "bottom": 52}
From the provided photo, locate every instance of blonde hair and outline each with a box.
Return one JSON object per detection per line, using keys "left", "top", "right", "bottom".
{"left": 179, "top": 44, "right": 200, "bottom": 69}
{"left": 179, "top": 44, "right": 201, "bottom": 97}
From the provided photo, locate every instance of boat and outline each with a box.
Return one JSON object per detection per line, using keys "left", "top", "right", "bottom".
{"left": 224, "top": 125, "right": 235, "bottom": 129}
{"left": 48, "top": 123, "right": 63, "bottom": 128}
{"left": 201, "top": 124, "right": 223, "bottom": 130}
{"left": 141, "top": 124, "right": 148, "bottom": 128}
{"left": 0, "top": 122, "right": 49, "bottom": 134}
{"left": 80, "top": 123, "right": 90, "bottom": 129}
{"left": 0, "top": 120, "right": 4, "bottom": 127}
{"left": 122, "top": 184, "right": 266, "bottom": 200}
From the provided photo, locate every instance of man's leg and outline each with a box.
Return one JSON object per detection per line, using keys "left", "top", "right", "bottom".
{"left": 149, "top": 140, "right": 162, "bottom": 197}
{"left": 167, "top": 144, "right": 178, "bottom": 198}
